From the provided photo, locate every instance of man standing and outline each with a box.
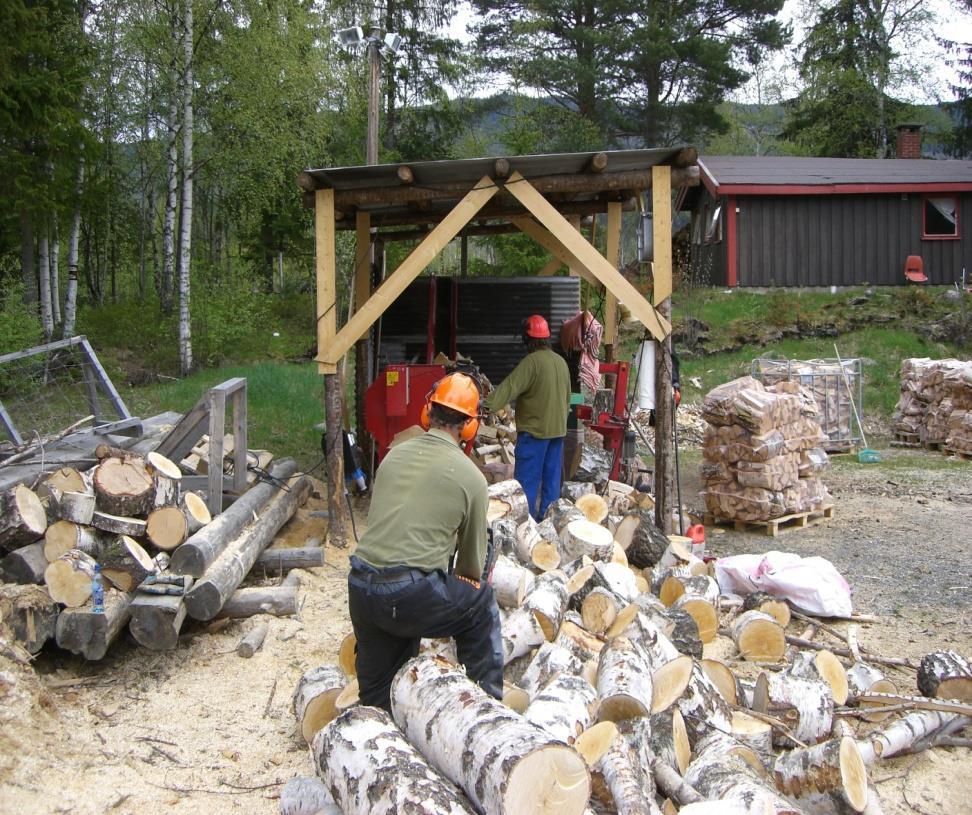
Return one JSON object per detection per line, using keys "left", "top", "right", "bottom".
{"left": 485, "top": 314, "right": 571, "bottom": 520}
{"left": 347, "top": 372, "right": 503, "bottom": 712}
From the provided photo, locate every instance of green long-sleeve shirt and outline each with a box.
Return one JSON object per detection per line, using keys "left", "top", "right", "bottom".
{"left": 484, "top": 347, "right": 571, "bottom": 439}
{"left": 352, "top": 429, "right": 489, "bottom": 580}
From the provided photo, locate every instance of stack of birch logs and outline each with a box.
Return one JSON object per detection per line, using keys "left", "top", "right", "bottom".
{"left": 471, "top": 417, "right": 517, "bottom": 485}
{"left": 754, "top": 358, "right": 859, "bottom": 452}
{"left": 0, "top": 442, "right": 315, "bottom": 660}
{"left": 891, "top": 358, "right": 972, "bottom": 454}
{"left": 284, "top": 477, "right": 971, "bottom": 815}
{"left": 700, "top": 377, "right": 832, "bottom": 523}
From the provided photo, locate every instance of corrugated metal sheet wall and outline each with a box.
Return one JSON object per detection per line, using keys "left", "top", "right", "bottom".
{"left": 380, "top": 276, "right": 581, "bottom": 386}
{"left": 734, "top": 193, "right": 972, "bottom": 287}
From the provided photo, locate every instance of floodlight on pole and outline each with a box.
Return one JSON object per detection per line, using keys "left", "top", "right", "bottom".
{"left": 382, "top": 32, "right": 403, "bottom": 57}
{"left": 337, "top": 26, "right": 364, "bottom": 47}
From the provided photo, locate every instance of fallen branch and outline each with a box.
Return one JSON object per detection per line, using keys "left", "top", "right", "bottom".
{"left": 784, "top": 635, "right": 917, "bottom": 669}
{"left": 732, "top": 704, "right": 808, "bottom": 749}
{"left": 0, "top": 415, "right": 94, "bottom": 469}
{"left": 856, "top": 691, "right": 972, "bottom": 717}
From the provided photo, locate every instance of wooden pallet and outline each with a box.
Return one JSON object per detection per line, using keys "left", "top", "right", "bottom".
{"left": 944, "top": 448, "right": 972, "bottom": 461}
{"left": 891, "top": 432, "right": 921, "bottom": 448}
{"left": 924, "top": 440, "right": 945, "bottom": 451}
{"left": 704, "top": 505, "right": 835, "bottom": 538}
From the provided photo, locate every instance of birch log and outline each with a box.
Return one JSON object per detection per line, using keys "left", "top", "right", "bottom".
{"left": 146, "top": 506, "right": 189, "bottom": 551}
{"left": 522, "top": 570, "right": 570, "bottom": 640}
{"left": 606, "top": 605, "right": 680, "bottom": 666}
{"left": 596, "top": 636, "right": 655, "bottom": 722}
{"left": 742, "top": 591, "right": 791, "bottom": 627}
{"left": 487, "top": 479, "right": 531, "bottom": 525}
{"left": 617, "top": 510, "right": 670, "bottom": 568}
{"left": 93, "top": 456, "right": 155, "bottom": 517}
{"left": 518, "top": 641, "right": 585, "bottom": 699}
{"left": 574, "top": 493, "right": 609, "bottom": 524}
{"left": 731, "top": 610, "right": 786, "bottom": 662}
{"left": 650, "top": 656, "right": 733, "bottom": 744}
{"left": 582, "top": 587, "right": 624, "bottom": 634}
{"left": 58, "top": 491, "right": 96, "bottom": 525}
{"left": 846, "top": 662, "right": 898, "bottom": 722}
{"left": 523, "top": 673, "right": 598, "bottom": 745}
{"left": 753, "top": 671, "right": 834, "bottom": 746}
{"left": 789, "top": 650, "right": 849, "bottom": 705}
{"left": 646, "top": 709, "right": 691, "bottom": 774}
{"left": 672, "top": 590, "right": 719, "bottom": 644}
{"left": 313, "top": 706, "right": 473, "bottom": 815}
{"left": 544, "top": 498, "right": 585, "bottom": 533}
{"left": 857, "top": 709, "right": 971, "bottom": 764}
{"left": 293, "top": 664, "right": 346, "bottom": 744}
{"left": 700, "top": 658, "right": 743, "bottom": 706}
{"left": 501, "top": 605, "right": 546, "bottom": 664}
{"left": 99, "top": 535, "right": 155, "bottom": 592}
{"left": 278, "top": 776, "right": 340, "bottom": 815}
{"left": 128, "top": 588, "right": 191, "bottom": 651}
{"left": 390, "top": 655, "right": 591, "bottom": 815}
{"left": 491, "top": 554, "right": 531, "bottom": 608}
{"left": 55, "top": 589, "right": 133, "bottom": 660}
{"left": 516, "top": 517, "right": 561, "bottom": 571}
{"left": 772, "top": 736, "right": 868, "bottom": 811}
{"left": 43, "top": 521, "right": 106, "bottom": 562}
{"left": 575, "top": 721, "right": 659, "bottom": 815}
{"left": 561, "top": 518, "right": 614, "bottom": 562}
{"left": 917, "top": 650, "right": 972, "bottom": 702}
{"left": 90, "top": 512, "right": 147, "bottom": 537}
{"left": 0, "top": 484, "right": 47, "bottom": 553}
{"left": 44, "top": 548, "right": 97, "bottom": 607}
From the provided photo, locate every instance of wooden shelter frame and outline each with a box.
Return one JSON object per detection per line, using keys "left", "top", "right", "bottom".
{"left": 298, "top": 148, "right": 699, "bottom": 541}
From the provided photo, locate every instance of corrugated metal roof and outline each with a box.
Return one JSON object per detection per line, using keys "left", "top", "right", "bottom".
{"left": 305, "top": 148, "right": 684, "bottom": 191}
{"left": 699, "top": 155, "right": 972, "bottom": 188}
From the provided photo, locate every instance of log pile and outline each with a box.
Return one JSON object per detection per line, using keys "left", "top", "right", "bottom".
{"left": 699, "top": 377, "right": 832, "bottom": 523}
{"left": 891, "top": 358, "right": 972, "bottom": 453}
{"left": 0, "top": 439, "right": 316, "bottom": 659}
{"left": 289, "top": 480, "right": 969, "bottom": 814}
{"left": 754, "top": 358, "right": 859, "bottom": 451}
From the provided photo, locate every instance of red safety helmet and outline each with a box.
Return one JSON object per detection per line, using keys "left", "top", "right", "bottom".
{"left": 419, "top": 372, "right": 481, "bottom": 441}
{"left": 523, "top": 314, "right": 550, "bottom": 339}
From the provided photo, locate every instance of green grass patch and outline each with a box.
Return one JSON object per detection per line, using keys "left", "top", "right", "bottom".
{"left": 127, "top": 361, "right": 325, "bottom": 470}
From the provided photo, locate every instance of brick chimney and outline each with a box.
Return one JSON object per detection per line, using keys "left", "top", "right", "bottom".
{"left": 895, "top": 124, "right": 922, "bottom": 159}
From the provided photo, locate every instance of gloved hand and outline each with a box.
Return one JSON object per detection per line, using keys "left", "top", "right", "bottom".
{"left": 674, "top": 389, "right": 681, "bottom": 408}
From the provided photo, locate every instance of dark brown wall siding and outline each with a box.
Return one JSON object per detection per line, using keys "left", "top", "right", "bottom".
{"left": 731, "top": 193, "right": 972, "bottom": 286}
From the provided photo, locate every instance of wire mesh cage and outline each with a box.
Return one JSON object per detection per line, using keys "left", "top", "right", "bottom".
{"left": 751, "top": 357, "right": 863, "bottom": 452}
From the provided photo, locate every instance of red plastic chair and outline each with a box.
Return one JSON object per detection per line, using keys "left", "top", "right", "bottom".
{"left": 904, "top": 255, "right": 928, "bottom": 283}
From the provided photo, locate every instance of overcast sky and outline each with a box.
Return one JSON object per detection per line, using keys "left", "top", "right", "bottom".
{"left": 445, "top": 0, "right": 972, "bottom": 105}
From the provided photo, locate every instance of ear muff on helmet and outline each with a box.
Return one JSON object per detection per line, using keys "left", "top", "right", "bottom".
{"left": 419, "top": 402, "right": 431, "bottom": 431}
{"left": 459, "top": 416, "right": 479, "bottom": 442}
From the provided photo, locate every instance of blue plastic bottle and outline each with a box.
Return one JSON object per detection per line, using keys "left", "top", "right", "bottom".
{"left": 92, "top": 564, "right": 105, "bottom": 614}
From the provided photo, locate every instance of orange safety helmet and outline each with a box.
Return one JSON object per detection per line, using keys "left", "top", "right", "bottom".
{"left": 419, "top": 372, "right": 481, "bottom": 441}
{"left": 523, "top": 314, "right": 550, "bottom": 339}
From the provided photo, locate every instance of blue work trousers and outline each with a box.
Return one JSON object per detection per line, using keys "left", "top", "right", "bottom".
{"left": 514, "top": 431, "right": 565, "bottom": 520}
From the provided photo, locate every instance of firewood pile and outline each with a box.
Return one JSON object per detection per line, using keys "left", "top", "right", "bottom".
{"left": 284, "top": 478, "right": 972, "bottom": 815}
{"left": 0, "top": 437, "right": 315, "bottom": 660}
{"left": 472, "top": 413, "right": 518, "bottom": 484}
{"left": 699, "top": 377, "right": 832, "bottom": 523}
{"left": 891, "top": 358, "right": 972, "bottom": 454}
{"left": 753, "top": 358, "right": 860, "bottom": 452}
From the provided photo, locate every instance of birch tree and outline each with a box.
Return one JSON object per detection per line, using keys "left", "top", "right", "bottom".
{"left": 177, "top": 0, "right": 193, "bottom": 375}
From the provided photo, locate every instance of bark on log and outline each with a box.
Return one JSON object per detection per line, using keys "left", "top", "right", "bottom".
{"left": 93, "top": 456, "right": 155, "bottom": 517}
{"left": 731, "top": 610, "right": 786, "bottom": 662}
{"left": 184, "top": 473, "right": 311, "bottom": 620}
{"left": 0, "top": 584, "right": 59, "bottom": 653}
{"left": 181, "top": 490, "right": 211, "bottom": 534}
{"left": 293, "top": 664, "right": 346, "bottom": 744}
{"left": 742, "top": 591, "right": 791, "bottom": 627}
{"left": 55, "top": 588, "right": 133, "bottom": 659}
{"left": 523, "top": 570, "right": 569, "bottom": 640}
{"left": 279, "top": 776, "right": 340, "bottom": 815}
{"left": 128, "top": 585, "right": 192, "bottom": 650}
{"left": 917, "top": 650, "right": 972, "bottom": 702}
{"left": 518, "top": 641, "right": 585, "bottom": 699}
{"left": 574, "top": 493, "right": 609, "bottom": 524}
{"left": 597, "top": 636, "right": 655, "bottom": 722}
{"left": 846, "top": 662, "right": 898, "bottom": 722}
{"left": 685, "top": 731, "right": 802, "bottom": 815}
{"left": 491, "top": 554, "right": 531, "bottom": 608}
{"left": 0, "top": 484, "right": 48, "bottom": 553}
{"left": 672, "top": 591, "right": 718, "bottom": 644}
{"left": 606, "top": 605, "right": 680, "bottom": 666}
{"left": 313, "top": 706, "right": 473, "bottom": 815}
{"left": 523, "top": 673, "right": 598, "bottom": 745}
{"left": 58, "top": 490, "right": 96, "bottom": 524}
{"left": 237, "top": 620, "right": 269, "bottom": 657}
{"left": 659, "top": 574, "right": 718, "bottom": 608}
{"left": 561, "top": 518, "right": 614, "bottom": 561}
{"left": 170, "top": 459, "right": 299, "bottom": 576}
{"left": 43, "top": 520, "right": 106, "bottom": 563}
{"left": 789, "top": 650, "right": 849, "bottom": 706}
{"left": 487, "top": 479, "right": 531, "bottom": 525}
{"left": 501, "top": 605, "right": 546, "bottom": 664}
{"left": 857, "top": 709, "right": 970, "bottom": 764}
{"left": 90, "top": 511, "right": 147, "bottom": 537}
{"left": 44, "top": 548, "right": 97, "bottom": 607}
{"left": 582, "top": 586, "right": 624, "bottom": 634}
{"left": 619, "top": 510, "right": 670, "bottom": 568}
{"left": 256, "top": 545, "right": 324, "bottom": 573}
{"left": 545, "top": 498, "right": 585, "bottom": 533}
{"left": 0, "top": 540, "right": 47, "bottom": 584}
{"left": 491, "top": 518, "right": 519, "bottom": 558}
{"left": 562, "top": 481, "right": 596, "bottom": 502}
{"left": 515, "top": 517, "right": 561, "bottom": 571}
{"left": 217, "top": 586, "right": 299, "bottom": 618}
{"left": 98, "top": 535, "right": 155, "bottom": 592}
{"left": 575, "top": 721, "right": 659, "bottom": 815}
{"left": 772, "top": 736, "right": 868, "bottom": 811}
{"left": 652, "top": 755, "right": 703, "bottom": 807}
{"left": 753, "top": 671, "right": 834, "bottom": 746}
{"left": 390, "top": 655, "right": 591, "bottom": 815}
{"left": 651, "top": 655, "right": 733, "bottom": 744}
{"left": 646, "top": 709, "right": 691, "bottom": 774}
{"left": 731, "top": 711, "right": 774, "bottom": 764}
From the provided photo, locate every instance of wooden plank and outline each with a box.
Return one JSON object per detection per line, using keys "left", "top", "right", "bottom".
{"left": 152, "top": 397, "right": 209, "bottom": 462}
{"left": 231, "top": 385, "right": 247, "bottom": 494}
{"left": 92, "top": 417, "right": 143, "bottom": 437}
{"left": 536, "top": 257, "right": 563, "bottom": 277}
{"left": 319, "top": 176, "right": 499, "bottom": 366}
{"left": 604, "top": 201, "right": 621, "bottom": 348}
{"left": 652, "top": 166, "right": 673, "bottom": 305}
{"left": 510, "top": 216, "right": 597, "bottom": 286}
{"left": 354, "top": 210, "right": 372, "bottom": 313}
{"left": 316, "top": 188, "right": 337, "bottom": 375}
{"left": 208, "top": 388, "right": 226, "bottom": 516}
{"left": 80, "top": 360, "right": 103, "bottom": 423}
{"left": 504, "top": 172, "right": 671, "bottom": 341}
{"left": 0, "top": 335, "right": 84, "bottom": 366}
{"left": 79, "top": 338, "right": 131, "bottom": 420}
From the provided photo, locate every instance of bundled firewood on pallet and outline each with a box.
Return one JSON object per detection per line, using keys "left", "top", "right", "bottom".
{"left": 0, "top": 442, "right": 316, "bottom": 659}
{"left": 699, "top": 377, "right": 832, "bottom": 524}
{"left": 891, "top": 358, "right": 972, "bottom": 453}
{"left": 753, "top": 358, "right": 860, "bottom": 452}
{"left": 179, "top": 433, "right": 274, "bottom": 485}
{"left": 284, "top": 478, "right": 971, "bottom": 815}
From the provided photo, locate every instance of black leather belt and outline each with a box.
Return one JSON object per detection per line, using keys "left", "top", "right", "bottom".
{"left": 352, "top": 567, "right": 429, "bottom": 585}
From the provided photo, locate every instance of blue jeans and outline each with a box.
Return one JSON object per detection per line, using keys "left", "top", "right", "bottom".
{"left": 514, "top": 432, "right": 565, "bottom": 520}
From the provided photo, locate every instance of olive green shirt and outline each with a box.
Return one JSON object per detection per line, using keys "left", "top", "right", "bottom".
{"left": 484, "top": 348, "right": 571, "bottom": 439}
{"left": 353, "top": 429, "right": 489, "bottom": 580}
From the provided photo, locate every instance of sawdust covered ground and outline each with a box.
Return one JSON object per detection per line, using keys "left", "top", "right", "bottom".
{"left": 1, "top": 450, "right": 970, "bottom": 814}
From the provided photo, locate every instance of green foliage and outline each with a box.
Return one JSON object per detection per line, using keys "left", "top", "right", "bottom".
{"left": 0, "top": 282, "right": 43, "bottom": 356}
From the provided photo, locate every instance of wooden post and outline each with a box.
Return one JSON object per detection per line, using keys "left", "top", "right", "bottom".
{"left": 604, "top": 201, "right": 622, "bottom": 365}
{"left": 652, "top": 166, "right": 674, "bottom": 534}
{"left": 354, "top": 211, "right": 373, "bottom": 469}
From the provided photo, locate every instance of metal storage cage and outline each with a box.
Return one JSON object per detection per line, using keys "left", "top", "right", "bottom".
{"left": 751, "top": 357, "right": 863, "bottom": 452}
